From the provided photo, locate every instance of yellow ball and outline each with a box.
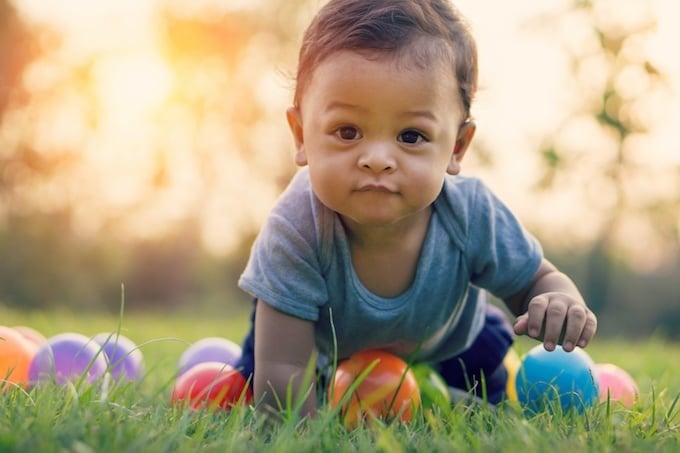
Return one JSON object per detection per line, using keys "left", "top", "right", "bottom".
{"left": 503, "top": 347, "right": 521, "bottom": 402}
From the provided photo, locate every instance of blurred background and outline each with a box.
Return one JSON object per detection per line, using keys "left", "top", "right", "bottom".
{"left": 0, "top": 0, "right": 678, "bottom": 338}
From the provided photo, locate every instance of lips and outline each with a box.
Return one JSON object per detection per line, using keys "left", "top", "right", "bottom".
{"left": 356, "top": 184, "right": 396, "bottom": 193}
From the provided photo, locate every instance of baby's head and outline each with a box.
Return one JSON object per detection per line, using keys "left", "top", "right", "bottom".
{"left": 293, "top": 0, "right": 478, "bottom": 120}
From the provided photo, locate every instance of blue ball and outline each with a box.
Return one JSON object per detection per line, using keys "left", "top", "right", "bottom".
{"left": 515, "top": 344, "right": 599, "bottom": 414}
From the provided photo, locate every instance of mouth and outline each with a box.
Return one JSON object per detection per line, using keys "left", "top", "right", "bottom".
{"left": 356, "top": 184, "right": 396, "bottom": 193}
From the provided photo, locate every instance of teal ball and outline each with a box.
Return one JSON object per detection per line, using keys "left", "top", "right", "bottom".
{"left": 516, "top": 344, "right": 598, "bottom": 414}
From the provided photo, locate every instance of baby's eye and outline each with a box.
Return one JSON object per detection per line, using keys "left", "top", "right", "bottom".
{"left": 398, "top": 129, "right": 428, "bottom": 144}
{"left": 335, "top": 126, "right": 362, "bottom": 141}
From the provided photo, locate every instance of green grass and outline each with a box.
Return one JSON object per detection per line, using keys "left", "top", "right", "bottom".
{"left": 1, "top": 306, "right": 679, "bottom": 452}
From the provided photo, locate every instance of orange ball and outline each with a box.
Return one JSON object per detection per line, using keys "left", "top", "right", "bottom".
{"left": 329, "top": 350, "right": 420, "bottom": 429}
{"left": 0, "top": 326, "right": 37, "bottom": 390}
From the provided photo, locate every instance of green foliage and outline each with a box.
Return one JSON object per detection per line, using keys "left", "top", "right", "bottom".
{"left": 0, "top": 213, "right": 124, "bottom": 310}
{"left": 545, "top": 246, "right": 680, "bottom": 338}
{"left": 532, "top": 0, "right": 680, "bottom": 309}
{"left": 0, "top": 309, "right": 678, "bottom": 452}
{"left": 0, "top": 215, "right": 252, "bottom": 312}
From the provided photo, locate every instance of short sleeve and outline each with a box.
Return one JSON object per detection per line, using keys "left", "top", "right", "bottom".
{"left": 466, "top": 180, "right": 543, "bottom": 299}
{"left": 238, "top": 173, "right": 328, "bottom": 321}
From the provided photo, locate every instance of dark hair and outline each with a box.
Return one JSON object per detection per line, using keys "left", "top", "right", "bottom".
{"left": 294, "top": 0, "right": 478, "bottom": 118}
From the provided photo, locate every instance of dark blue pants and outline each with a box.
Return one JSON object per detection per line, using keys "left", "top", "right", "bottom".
{"left": 235, "top": 302, "right": 513, "bottom": 405}
{"left": 434, "top": 304, "right": 513, "bottom": 403}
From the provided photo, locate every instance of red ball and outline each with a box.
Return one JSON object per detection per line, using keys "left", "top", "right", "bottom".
{"left": 171, "top": 362, "right": 252, "bottom": 411}
{"left": 595, "top": 363, "right": 639, "bottom": 407}
{"left": 328, "top": 350, "right": 420, "bottom": 429}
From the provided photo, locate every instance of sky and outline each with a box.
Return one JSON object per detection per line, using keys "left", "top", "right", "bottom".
{"left": 4, "top": 0, "right": 680, "bottom": 268}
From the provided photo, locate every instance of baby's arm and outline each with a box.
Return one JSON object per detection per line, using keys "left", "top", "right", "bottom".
{"left": 505, "top": 258, "right": 597, "bottom": 352}
{"left": 254, "top": 300, "right": 317, "bottom": 417}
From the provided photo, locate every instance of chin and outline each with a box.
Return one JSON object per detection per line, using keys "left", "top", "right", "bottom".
{"left": 343, "top": 212, "right": 408, "bottom": 227}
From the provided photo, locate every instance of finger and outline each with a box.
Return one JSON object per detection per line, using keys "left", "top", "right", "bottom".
{"left": 525, "top": 296, "right": 549, "bottom": 340}
{"left": 513, "top": 314, "right": 529, "bottom": 335}
{"left": 542, "top": 298, "right": 568, "bottom": 351}
{"left": 561, "top": 304, "right": 587, "bottom": 352}
{"left": 577, "top": 313, "right": 598, "bottom": 348}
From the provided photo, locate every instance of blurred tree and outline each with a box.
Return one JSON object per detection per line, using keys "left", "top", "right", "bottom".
{"left": 1, "top": 0, "right": 39, "bottom": 205}
{"left": 532, "top": 1, "right": 679, "bottom": 317}
{"left": 0, "top": 211, "right": 127, "bottom": 310}
{"left": 0, "top": 0, "right": 81, "bottom": 222}
{"left": 0, "top": 0, "right": 37, "bottom": 112}
{"left": 155, "top": 1, "right": 316, "bottom": 218}
{"left": 1, "top": 0, "right": 678, "bottom": 335}
{"left": 0, "top": 0, "right": 314, "bottom": 311}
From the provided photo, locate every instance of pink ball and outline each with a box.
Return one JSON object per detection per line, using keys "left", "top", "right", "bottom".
{"left": 12, "top": 326, "right": 47, "bottom": 348}
{"left": 595, "top": 363, "right": 639, "bottom": 407}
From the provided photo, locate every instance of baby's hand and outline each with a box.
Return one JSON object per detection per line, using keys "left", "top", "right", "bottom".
{"left": 512, "top": 292, "right": 597, "bottom": 352}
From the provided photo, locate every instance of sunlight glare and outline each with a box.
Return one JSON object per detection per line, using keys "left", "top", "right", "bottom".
{"left": 14, "top": 0, "right": 159, "bottom": 61}
{"left": 4, "top": 0, "right": 679, "bottom": 263}
{"left": 93, "top": 53, "right": 173, "bottom": 130}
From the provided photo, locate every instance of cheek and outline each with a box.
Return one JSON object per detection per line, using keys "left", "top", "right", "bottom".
{"left": 306, "top": 143, "right": 353, "bottom": 174}
{"left": 408, "top": 158, "right": 448, "bottom": 183}
{"left": 308, "top": 172, "right": 344, "bottom": 212}
{"left": 407, "top": 166, "right": 446, "bottom": 199}
{"left": 308, "top": 166, "right": 340, "bottom": 198}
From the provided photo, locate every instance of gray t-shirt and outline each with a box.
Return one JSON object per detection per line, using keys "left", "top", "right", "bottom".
{"left": 239, "top": 168, "right": 542, "bottom": 363}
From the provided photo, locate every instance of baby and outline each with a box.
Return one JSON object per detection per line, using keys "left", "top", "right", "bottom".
{"left": 235, "top": 0, "right": 597, "bottom": 416}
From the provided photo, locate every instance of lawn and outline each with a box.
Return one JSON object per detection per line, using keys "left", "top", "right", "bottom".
{"left": 1, "top": 306, "right": 679, "bottom": 452}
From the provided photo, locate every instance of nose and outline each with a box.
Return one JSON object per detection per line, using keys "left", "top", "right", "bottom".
{"left": 357, "top": 142, "right": 397, "bottom": 173}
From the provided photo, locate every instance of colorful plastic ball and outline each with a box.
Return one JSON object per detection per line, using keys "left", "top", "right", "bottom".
{"left": 503, "top": 347, "right": 522, "bottom": 402}
{"left": 93, "top": 333, "right": 144, "bottom": 381}
{"left": 28, "top": 333, "right": 108, "bottom": 386}
{"left": 411, "top": 363, "right": 451, "bottom": 412}
{"left": 595, "top": 363, "right": 639, "bottom": 408}
{"left": 171, "top": 361, "right": 252, "bottom": 411}
{"left": 0, "top": 326, "right": 37, "bottom": 390}
{"left": 328, "top": 350, "right": 421, "bottom": 429}
{"left": 515, "top": 344, "right": 598, "bottom": 414}
{"left": 177, "top": 337, "right": 242, "bottom": 376}
{"left": 12, "top": 326, "right": 47, "bottom": 348}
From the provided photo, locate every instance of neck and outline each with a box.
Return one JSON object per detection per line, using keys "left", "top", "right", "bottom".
{"left": 342, "top": 206, "right": 433, "bottom": 298}
{"left": 341, "top": 207, "right": 432, "bottom": 249}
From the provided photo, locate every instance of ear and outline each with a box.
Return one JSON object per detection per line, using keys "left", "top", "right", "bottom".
{"left": 286, "top": 107, "right": 308, "bottom": 166}
{"left": 447, "top": 120, "right": 476, "bottom": 175}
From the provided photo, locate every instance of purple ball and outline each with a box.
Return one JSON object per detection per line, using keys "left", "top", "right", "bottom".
{"left": 28, "top": 333, "right": 108, "bottom": 386}
{"left": 93, "top": 333, "right": 144, "bottom": 381}
{"left": 178, "top": 337, "right": 242, "bottom": 376}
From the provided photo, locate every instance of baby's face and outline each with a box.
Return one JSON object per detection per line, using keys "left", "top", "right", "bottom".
{"left": 291, "top": 50, "right": 466, "bottom": 228}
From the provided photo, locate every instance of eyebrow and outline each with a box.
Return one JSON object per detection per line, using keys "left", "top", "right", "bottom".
{"left": 401, "top": 110, "right": 437, "bottom": 121}
{"left": 325, "top": 101, "right": 437, "bottom": 121}
{"left": 324, "top": 101, "right": 366, "bottom": 113}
